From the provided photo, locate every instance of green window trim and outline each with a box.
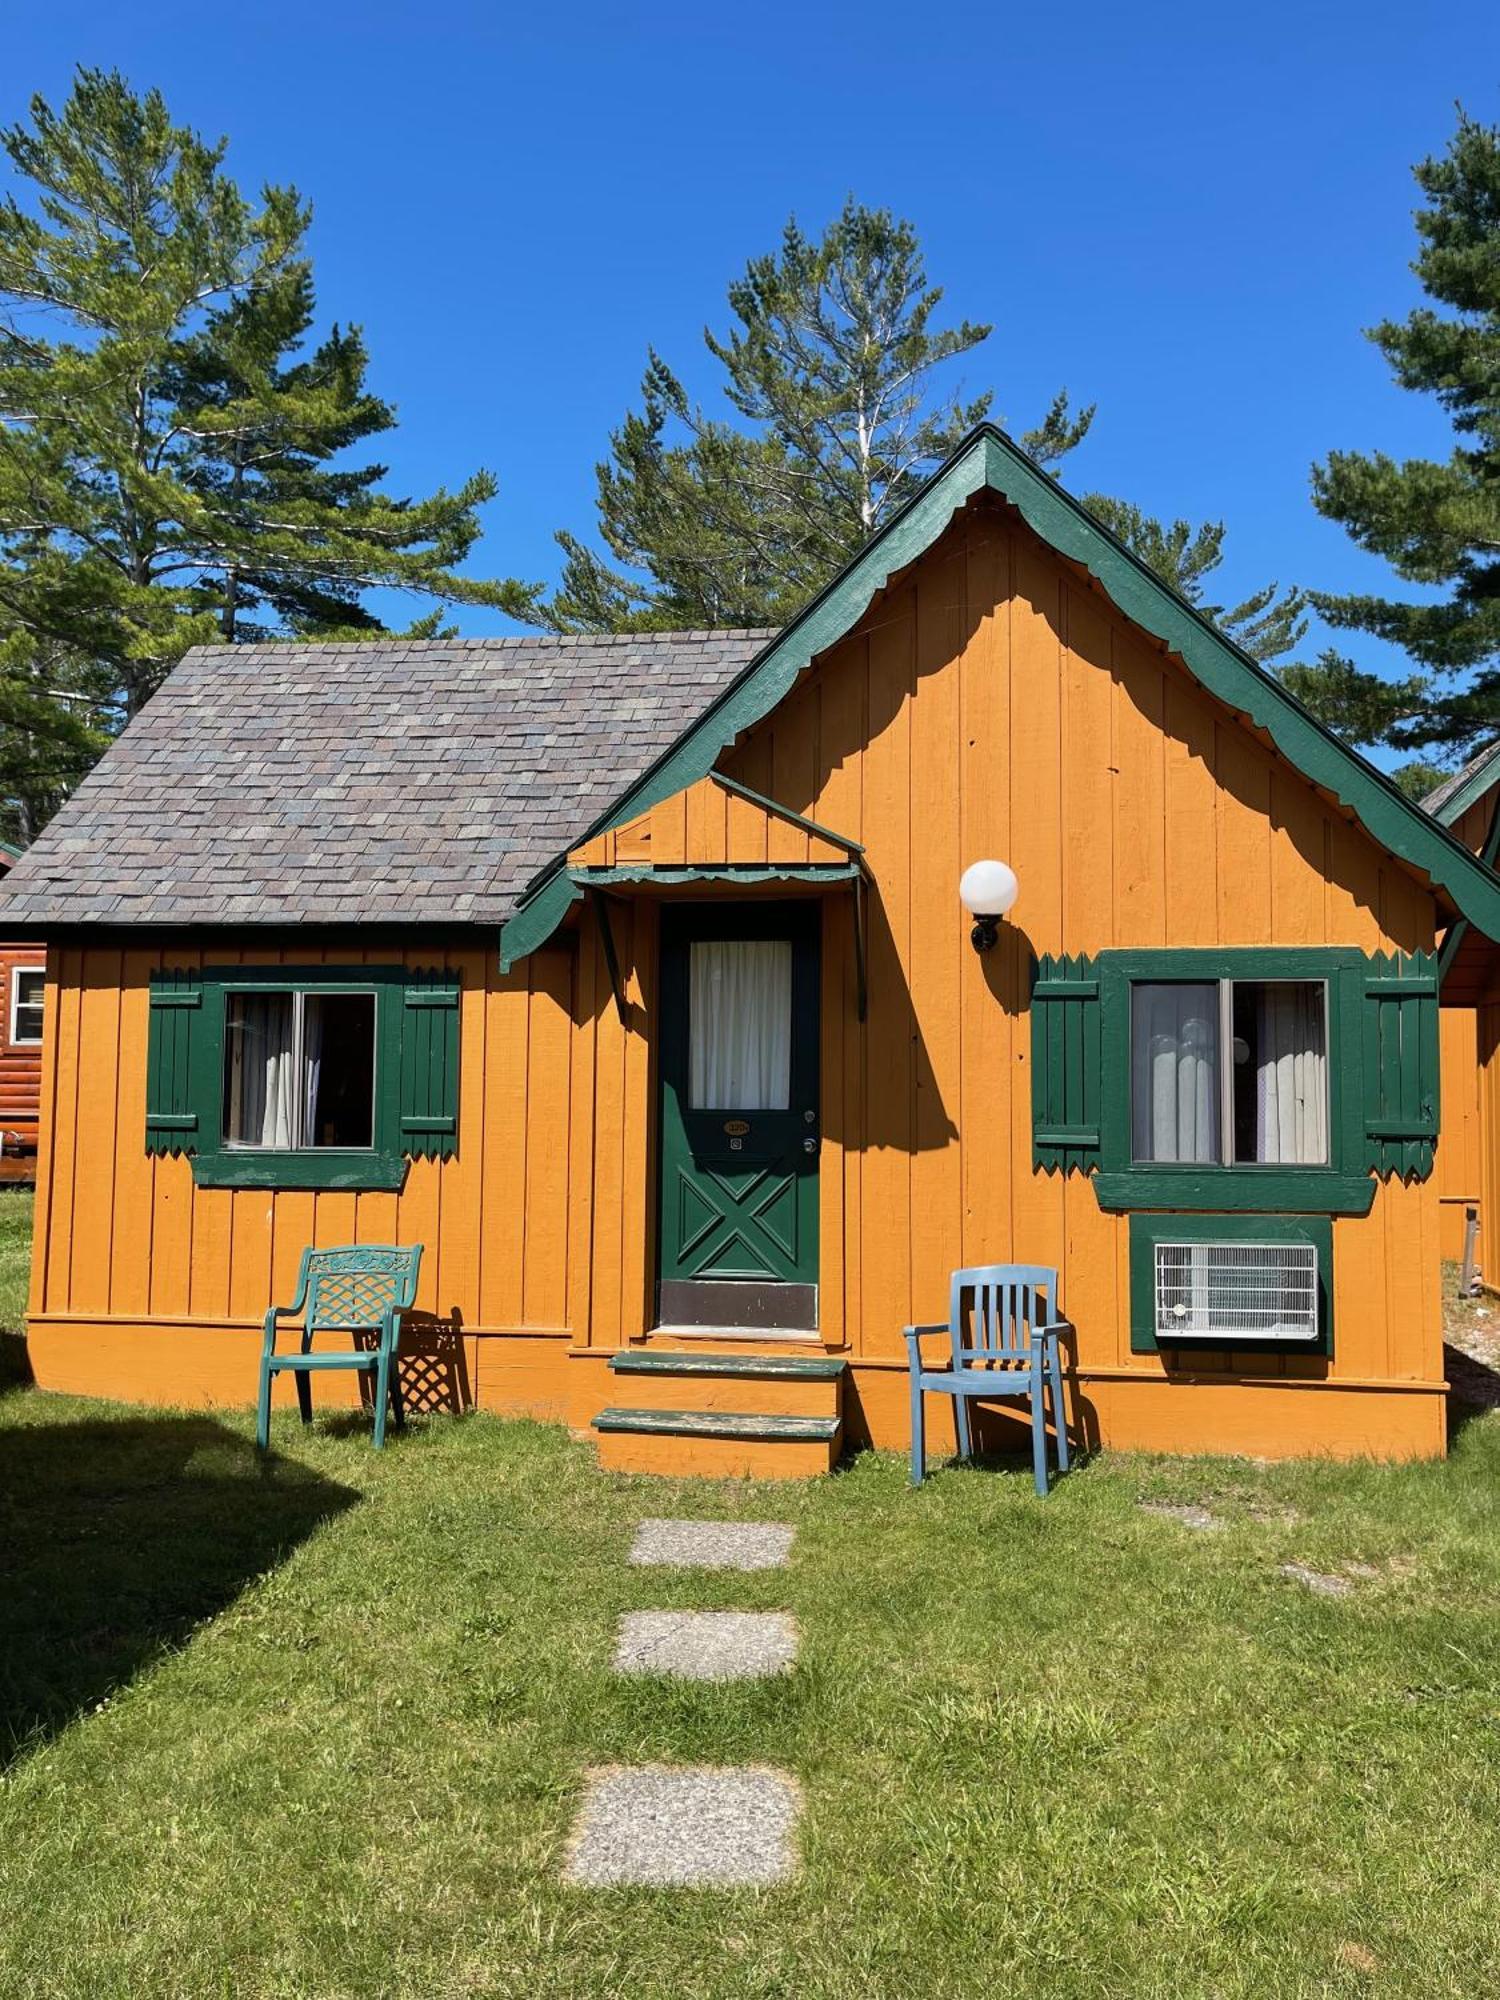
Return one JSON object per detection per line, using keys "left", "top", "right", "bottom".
{"left": 1128, "top": 1212, "right": 1333, "bottom": 1357}
{"left": 1031, "top": 946, "right": 1438, "bottom": 1215}
{"left": 146, "top": 964, "right": 460, "bottom": 1190}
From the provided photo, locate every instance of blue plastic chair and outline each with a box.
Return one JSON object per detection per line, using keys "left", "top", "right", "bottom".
{"left": 905, "top": 1264, "right": 1071, "bottom": 1495}
{"left": 256, "top": 1244, "right": 423, "bottom": 1450}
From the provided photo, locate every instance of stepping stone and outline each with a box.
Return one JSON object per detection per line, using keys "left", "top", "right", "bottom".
{"left": 564, "top": 1764, "right": 802, "bottom": 1886}
{"left": 1138, "top": 1500, "right": 1222, "bottom": 1531}
{"left": 614, "top": 1610, "right": 799, "bottom": 1681}
{"left": 1280, "top": 1561, "right": 1354, "bottom": 1597}
{"left": 629, "top": 1518, "right": 794, "bottom": 1570}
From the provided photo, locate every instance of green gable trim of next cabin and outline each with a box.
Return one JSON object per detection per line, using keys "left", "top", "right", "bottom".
{"left": 1127, "top": 1212, "right": 1334, "bottom": 1358}
{"left": 1429, "top": 742, "right": 1500, "bottom": 829}
{"left": 146, "top": 962, "right": 459, "bottom": 1192}
{"left": 499, "top": 423, "right": 1500, "bottom": 969}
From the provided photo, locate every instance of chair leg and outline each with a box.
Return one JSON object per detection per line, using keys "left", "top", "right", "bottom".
{"left": 1030, "top": 1361, "right": 1048, "bottom": 1497}
{"left": 909, "top": 1372, "right": 925, "bottom": 1486}
{"left": 952, "top": 1389, "right": 973, "bottom": 1462}
{"left": 388, "top": 1357, "right": 406, "bottom": 1432}
{"left": 256, "top": 1363, "right": 273, "bottom": 1451}
{"left": 373, "top": 1355, "right": 390, "bottom": 1449}
{"left": 1048, "top": 1340, "right": 1071, "bottom": 1472}
{"left": 294, "top": 1368, "right": 313, "bottom": 1429}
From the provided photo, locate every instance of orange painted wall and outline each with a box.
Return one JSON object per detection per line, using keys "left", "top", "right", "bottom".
{"left": 27, "top": 495, "right": 1450, "bottom": 1456}
{"left": 1436, "top": 1007, "right": 1483, "bottom": 1264}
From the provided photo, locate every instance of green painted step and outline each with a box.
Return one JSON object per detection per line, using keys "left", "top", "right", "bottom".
{"left": 610, "top": 1351, "right": 846, "bottom": 1382}
{"left": 592, "top": 1407, "right": 842, "bottom": 1443}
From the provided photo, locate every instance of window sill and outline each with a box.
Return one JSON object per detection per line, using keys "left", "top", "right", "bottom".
{"left": 1094, "top": 1170, "right": 1375, "bottom": 1217}
{"left": 189, "top": 1151, "right": 409, "bottom": 1192}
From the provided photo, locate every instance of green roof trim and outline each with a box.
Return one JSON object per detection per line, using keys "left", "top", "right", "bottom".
{"left": 1427, "top": 742, "right": 1500, "bottom": 829}
{"left": 499, "top": 424, "right": 1500, "bottom": 965}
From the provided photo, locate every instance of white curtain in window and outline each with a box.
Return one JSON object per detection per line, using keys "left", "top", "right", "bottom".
{"left": 689, "top": 940, "right": 792, "bottom": 1110}
{"left": 228, "top": 993, "right": 296, "bottom": 1148}
{"left": 1254, "top": 985, "right": 1327, "bottom": 1164}
{"left": 1132, "top": 982, "right": 1220, "bottom": 1163}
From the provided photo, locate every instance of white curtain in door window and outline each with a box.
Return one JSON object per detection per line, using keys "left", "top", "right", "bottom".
{"left": 226, "top": 993, "right": 296, "bottom": 1148}
{"left": 1132, "top": 982, "right": 1220, "bottom": 1163}
{"left": 1254, "top": 985, "right": 1327, "bottom": 1163}
{"left": 690, "top": 940, "right": 792, "bottom": 1110}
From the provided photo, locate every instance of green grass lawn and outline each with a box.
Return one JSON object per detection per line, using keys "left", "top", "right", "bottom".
{"left": 2, "top": 1270, "right": 1498, "bottom": 1995}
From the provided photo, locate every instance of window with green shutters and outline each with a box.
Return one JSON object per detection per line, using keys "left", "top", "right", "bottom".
{"left": 145, "top": 964, "right": 461, "bottom": 1189}
{"left": 1030, "top": 947, "right": 1439, "bottom": 1215}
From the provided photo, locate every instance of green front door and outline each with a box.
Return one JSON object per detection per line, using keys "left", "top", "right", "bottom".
{"left": 657, "top": 902, "right": 820, "bottom": 1329}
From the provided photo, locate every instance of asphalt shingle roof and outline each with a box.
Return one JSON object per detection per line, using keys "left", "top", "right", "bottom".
{"left": 0, "top": 633, "right": 773, "bottom": 927}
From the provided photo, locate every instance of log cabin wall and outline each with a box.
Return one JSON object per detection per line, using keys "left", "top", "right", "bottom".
{"left": 0, "top": 942, "right": 45, "bottom": 1158}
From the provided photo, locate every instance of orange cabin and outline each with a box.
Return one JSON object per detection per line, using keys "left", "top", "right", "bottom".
{"left": 7, "top": 427, "right": 1500, "bottom": 1472}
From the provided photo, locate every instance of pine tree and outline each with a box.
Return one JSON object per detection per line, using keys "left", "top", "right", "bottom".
{"left": 0, "top": 70, "right": 534, "bottom": 727}
{"left": 1083, "top": 497, "right": 1306, "bottom": 664}
{"left": 1298, "top": 108, "right": 1500, "bottom": 767}
{"left": 540, "top": 201, "right": 1092, "bottom": 632}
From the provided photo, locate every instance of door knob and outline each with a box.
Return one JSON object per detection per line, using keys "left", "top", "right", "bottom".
{"left": 802, "top": 1136, "right": 818, "bottom": 1155}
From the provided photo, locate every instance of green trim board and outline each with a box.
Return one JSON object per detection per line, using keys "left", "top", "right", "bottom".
{"left": 568, "top": 863, "right": 863, "bottom": 887}
{"left": 499, "top": 422, "right": 1500, "bottom": 967}
{"left": 1128, "top": 1212, "right": 1333, "bottom": 1358}
{"left": 146, "top": 962, "right": 460, "bottom": 1190}
{"left": 708, "top": 773, "right": 865, "bottom": 855}
{"left": 1031, "top": 946, "right": 1438, "bottom": 1214}
{"left": 1428, "top": 741, "right": 1500, "bottom": 829}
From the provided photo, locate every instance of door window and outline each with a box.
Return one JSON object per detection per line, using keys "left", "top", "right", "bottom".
{"left": 688, "top": 939, "right": 791, "bottom": 1110}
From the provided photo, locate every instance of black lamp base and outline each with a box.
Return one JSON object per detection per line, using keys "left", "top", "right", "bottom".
{"left": 970, "top": 914, "right": 1000, "bottom": 952}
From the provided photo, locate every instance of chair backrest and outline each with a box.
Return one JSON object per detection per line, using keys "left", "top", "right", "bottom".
{"left": 303, "top": 1245, "right": 423, "bottom": 1334}
{"left": 949, "top": 1264, "right": 1059, "bottom": 1364}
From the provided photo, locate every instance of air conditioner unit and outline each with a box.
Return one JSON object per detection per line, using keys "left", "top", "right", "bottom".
{"left": 1153, "top": 1239, "right": 1319, "bottom": 1343}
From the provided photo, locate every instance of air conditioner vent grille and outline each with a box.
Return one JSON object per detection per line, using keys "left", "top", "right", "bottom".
{"left": 1154, "top": 1240, "right": 1319, "bottom": 1342}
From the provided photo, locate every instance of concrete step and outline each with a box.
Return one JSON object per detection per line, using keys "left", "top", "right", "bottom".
{"left": 592, "top": 1406, "right": 842, "bottom": 1479}
{"left": 608, "top": 1349, "right": 844, "bottom": 1418}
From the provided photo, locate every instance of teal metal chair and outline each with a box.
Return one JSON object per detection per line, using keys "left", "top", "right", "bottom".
{"left": 905, "top": 1264, "right": 1071, "bottom": 1496}
{"left": 256, "top": 1244, "right": 423, "bottom": 1450}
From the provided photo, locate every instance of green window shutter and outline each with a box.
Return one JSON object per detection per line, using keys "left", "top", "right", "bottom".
{"left": 400, "top": 970, "right": 461, "bottom": 1160}
{"left": 146, "top": 968, "right": 202, "bottom": 1155}
{"left": 1031, "top": 952, "right": 1102, "bottom": 1175}
{"left": 1360, "top": 950, "right": 1439, "bottom": 1180}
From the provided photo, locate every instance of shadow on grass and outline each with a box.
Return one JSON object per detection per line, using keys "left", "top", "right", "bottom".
{"left": 0, "top": 1332, "right": 33, "bottom": 1396}
{"left": 1445, "top": 1340, "right": 1500, "bottom": 1447}
{"left": 0, "top": 1413, "right": 358, "bottom": 1766}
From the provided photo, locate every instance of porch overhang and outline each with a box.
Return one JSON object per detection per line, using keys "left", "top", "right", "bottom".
{"left": 500, "top": 772, "right": 866, "bottom": 971}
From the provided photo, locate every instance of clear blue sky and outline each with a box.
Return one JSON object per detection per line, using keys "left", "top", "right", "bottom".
{"left": 5, "top": 1, "right": 1497, "bottom": 755}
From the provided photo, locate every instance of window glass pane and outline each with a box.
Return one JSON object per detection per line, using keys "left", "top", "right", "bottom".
{"left": 1232, "top": 981, "right": 1327, "bottom": 1164}
{"left": 689, "top": 940, "right": 791, "bottom": 1110}
{"left": 224, "top": 993, "right": 295, "bottom": 1147}
{"left": 12, "top": 970, "right": 43, "bottom": 1044}
{"left": 304, "top": 993, "right": 375, "bottom": 1148}
{"left": 1131, "top": 982, "right": 1220, "bottom": 1163}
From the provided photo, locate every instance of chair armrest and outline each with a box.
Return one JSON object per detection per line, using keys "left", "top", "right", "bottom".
{"left": 904, "top": 1323, "right": 949, "bottom": 1367}
{"left": 261, "top": 1297, "right": 305, "bottom": 1358}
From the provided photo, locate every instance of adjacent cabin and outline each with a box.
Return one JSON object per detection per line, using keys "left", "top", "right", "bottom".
{"left": 7, "top": 425, "right": 1500, "bottom": 1472}
{"left": 1424, "top": 746, "right": 1500, "bottom": 1272}
{"left": 0, "top": 842, "right": 45, "bottom": 1177}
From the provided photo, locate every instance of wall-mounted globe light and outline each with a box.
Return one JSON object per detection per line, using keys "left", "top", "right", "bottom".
{"left": 958, "top": 859, "right": 1018, "bottom": 952}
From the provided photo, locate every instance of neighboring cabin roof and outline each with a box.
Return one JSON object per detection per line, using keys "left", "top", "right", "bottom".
{"left": 0, "top": 633, "right": 771, "bottom": 927}
{"left": 1421, "top": 739, "right": 1500, "bottom": 829}
{"left": 498, "top": 423, "right": 1500, "bottom": 962}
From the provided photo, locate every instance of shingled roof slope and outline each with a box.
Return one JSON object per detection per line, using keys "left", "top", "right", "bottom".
{"left": 1420, "top": 738, "right": 1500, "bottom": 825}
{"left": 0, "top": 633, "right": 772, "bottom": 927}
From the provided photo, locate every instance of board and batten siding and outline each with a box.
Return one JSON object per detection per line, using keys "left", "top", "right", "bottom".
{"left": 702, "top": 495, "right": 1446, "bottom": 1455}
{"left": 0, "top": 943, "right": 44, "bottom": 1152}
{"left": 27, "top": 937, "right": 617, "bottom": 1415}
{"left": 28, "top": 494, "right": 1449, "bottom": 1456}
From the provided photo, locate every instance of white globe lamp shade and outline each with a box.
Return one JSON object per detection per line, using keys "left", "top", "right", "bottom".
{"left": 958, "top": 859, "right": 1018, "bottom": 920}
